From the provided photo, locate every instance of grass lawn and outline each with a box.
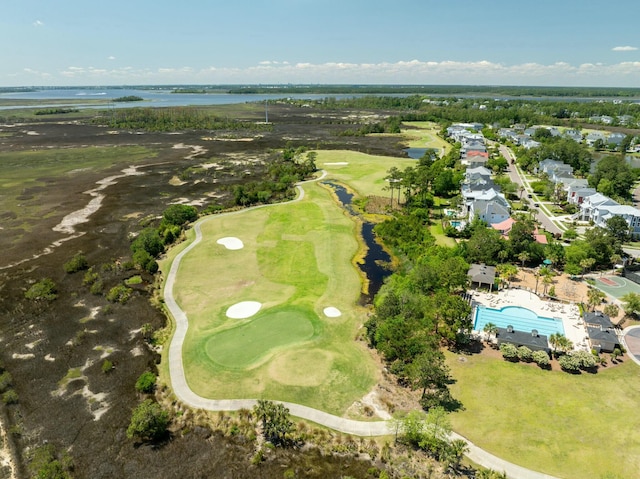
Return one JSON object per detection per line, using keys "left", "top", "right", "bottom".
{"left": 400, "top": 121, "right": 451, "bottom": 155}
{"left": 446, "top": 351, "right": 640, "bottom": 479}
{"left": 168, "top": 180, "right": 379, "bottom": 415}
{"left": 315, "top": 150, "right": 416, "bottom": 198}
{"left": 429, "top": 222, "right": 457, "bottom": 247}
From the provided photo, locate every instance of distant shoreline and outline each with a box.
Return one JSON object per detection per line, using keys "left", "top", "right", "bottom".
{"left": 2, "top": 84, "right": 640, "bottom": 99}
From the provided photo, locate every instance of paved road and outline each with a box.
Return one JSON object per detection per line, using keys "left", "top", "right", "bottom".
{"left": 500, "top": 145, "right": 562, "bottom": 235}
{"left": 163, "top": 173, "right": 561, "bottom": 479}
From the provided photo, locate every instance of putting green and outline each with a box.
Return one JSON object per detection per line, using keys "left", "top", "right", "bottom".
{"left": 205, "top": 306, "right": 316, "bottom": 369}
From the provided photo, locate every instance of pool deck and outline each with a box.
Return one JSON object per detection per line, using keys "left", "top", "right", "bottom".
{"left": 471, "top": 288, "right": 590, "bottom": 351}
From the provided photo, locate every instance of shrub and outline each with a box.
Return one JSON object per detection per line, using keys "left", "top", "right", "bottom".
{"left": 532, "top": 350, "right": 550, "bottom": 368}
{"left": 135, "top": 371, "right": 156, "bottom": 394}
{"left": 106, "top": 285, "right": 133, "bottom": 304}
{"left": 162, "top": 204, "right": 198, "bottom": 226}
{"left": 63, "top": 252, "right": 88, "bottom": 273}
{"left": 517, "top": 346, "right": 533, "bottom": 362}
{"left": 127, "top": 399, "right": 169, "bottom": 442}
{"left": 499, "top": 343, "right": 519, "bottom": 361}
{"left": 0, "top": 371, "right": 13, "bottom": 392}
{"left": 133, "top": 249, "right": 158, "bottom": 273}
{"left": 25, "top": 278, "right": 57, "bottom": 301}
{"left": 572, "top": 350, "right": 598, "bottom": 370}
{"left": 3, "top": 389, "right": 18, "bottom": 404}
{"left": 558, "top": 353, "right": 581, "bottom": 373}
{"left": 83, "top": 267, "right": 99, "bottom": 285}
{"left": 131, "top": 228, "right": 164, "bottom": 258}
{"left": 90, "top": 279, "right": 104, "bottom": 295}
{"left": 101, "top": 359, "right": 114, "bottom": 374}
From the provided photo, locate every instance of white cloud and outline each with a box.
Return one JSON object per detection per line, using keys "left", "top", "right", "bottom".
{"left": 8, "top": 59, "right": 640, "bottom": 87}
{"left": 108, "top": 56, "right": 116, "bottom": 61}
{"left": 33, "top": 20, "right": 44, "bottom": 27}
{"left": 612, "top": 46, "right": 638, "bottom": 51}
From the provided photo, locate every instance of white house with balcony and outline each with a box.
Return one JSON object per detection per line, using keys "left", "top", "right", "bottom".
{"left": 578, "top": 193, "right": 640, "bottom": 237}
{"left": 467, "top": 188, "right": 511, "bottom": 224}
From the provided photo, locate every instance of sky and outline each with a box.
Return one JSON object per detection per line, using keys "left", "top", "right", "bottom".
{"left": 2, "top": 0, "right": 639, "bottom": 88}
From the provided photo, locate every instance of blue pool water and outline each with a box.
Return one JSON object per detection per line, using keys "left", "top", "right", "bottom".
{"left": 450, "top": 220, "right": 461, "bottom": 228}
{"left": 474, "top": 305, "right": 565, "bottom": 337}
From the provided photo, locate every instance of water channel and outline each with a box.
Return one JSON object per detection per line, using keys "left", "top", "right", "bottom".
{"left": 322, "top": 181, "right": 393, "bottom": 304}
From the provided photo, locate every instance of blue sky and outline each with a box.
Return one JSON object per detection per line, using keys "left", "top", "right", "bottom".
{"left": 2, "top": 0, "right": 639, "bottom": 87}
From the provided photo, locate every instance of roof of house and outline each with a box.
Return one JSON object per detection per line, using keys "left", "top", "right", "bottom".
{"left": 466, "top": 166, "right": 492, "bottom": 177}
{"left": 466, "top": 150, "right": 489, "bottom": 157}
{"left": 586, "top": 326, "right": 620, "bottom": 352}
{"left": 582, "top": 193, "right": 618, "bottom": 208}
{"left": 491, "top": 217, "right": 516, "bottom": 232}
{"left": 496, "top": 326, "right": 549, "bottom": 351}
{"left": 583, "top": 311, "right": 614, "bottom": 328}
{"left": 468, "top": 263, "right": 496, "bottom": 285}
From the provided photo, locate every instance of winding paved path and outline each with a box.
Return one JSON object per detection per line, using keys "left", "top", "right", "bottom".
{"left": 163, "top": 173, "right": 560, "bottom": 479}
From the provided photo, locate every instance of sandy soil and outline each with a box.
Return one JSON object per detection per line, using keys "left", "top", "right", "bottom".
{"left": 511, "top": 268, "right": 624, "bottom": 323}
{"left": 226, "top": 301, "right": 262, "bottom": 319}
{"left": 216, "top": 237, "right": 244, "bottom": 250}
{"left": 323, "top": 306, "right": 342, "bottom": 317}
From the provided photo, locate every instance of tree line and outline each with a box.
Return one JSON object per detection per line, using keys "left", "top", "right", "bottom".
{"left": 92, "top": 107, "right": 272, "bottom": 132}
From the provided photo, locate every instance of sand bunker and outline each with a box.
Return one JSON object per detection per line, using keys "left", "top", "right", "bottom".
{"left": 226, "top": 301, "right": 262, "bottom": 319}
{"left": 323, "top": 307, "right": 342, "bottom": 317}
{"left": 217, "top": 237, "right": 244, "bottom": 250}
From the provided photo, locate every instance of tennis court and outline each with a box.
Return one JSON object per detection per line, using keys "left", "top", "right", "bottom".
{"left": 594, "top": 275, "right": 640, "bottom": 300}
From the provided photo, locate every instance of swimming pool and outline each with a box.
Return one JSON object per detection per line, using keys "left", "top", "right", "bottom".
{"left": 474, "top": 305, "right": 565, "bottom": 338}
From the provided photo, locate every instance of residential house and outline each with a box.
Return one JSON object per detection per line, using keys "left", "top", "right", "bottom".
{"left": 538, "top": 159, "right": 574, "bottom": 180}
{"left": 583, "top": 311, "right": 620, "bottom": 353}
{"left": 607, "top": 133, "right": 626, "bottom": 148}
{"left": 490, "top": 217, "right": 548, "bottom": 244}
{"left": 585, "top": 131, "right": 607, "bottom": 146}
{"left": 463, "top": 151, "right": 490, "bottom": 168}
{"left": 618, "top": 115, "right": 635, "bottom": 126}
{"left": 465, "top": 166, "right": 492, "bottom": 179}
{"left": 566, "top": 186, "right": 597, "bottom": 205}
{"left": 578, "top": 193, "right": 640, "bottom": 238}
{"left": 563, "top": 129, "right": 583, "bottom": 142}
{"left": 468, "top": 189, "right": 511, "bottom": 224}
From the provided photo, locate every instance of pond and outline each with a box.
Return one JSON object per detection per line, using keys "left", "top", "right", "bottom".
{"left": 323, "top": 181, "right": 392, "bottom": 303}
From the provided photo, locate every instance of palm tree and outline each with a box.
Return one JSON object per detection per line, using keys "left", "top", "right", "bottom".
{"left": 603, "top": 303, "right": 619, "bottom": 319}
{"left": 580, "top": 257, "right": 596, "bottom": 278}
{"left": 483, "top": 322, "right": 498, "bottom": 342}
{"left": 587, "top": 288, "right": 606, "bottom": 311}
{"left": 542, "top": 274, "right": 553, "bottom": 295}
{"left": 517, "top": 251, "right": 530, "bottom": 267}
{"left": 549, "top": 332, "right": 563, "bottom": 356}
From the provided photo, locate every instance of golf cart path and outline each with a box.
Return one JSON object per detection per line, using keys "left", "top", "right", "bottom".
{"left": 164, "top": 172, "right": 559, "bottom": 479}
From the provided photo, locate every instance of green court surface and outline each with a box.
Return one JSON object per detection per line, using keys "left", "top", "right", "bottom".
{"left": 593, "top": 275, "right": 640, "bottom": 300}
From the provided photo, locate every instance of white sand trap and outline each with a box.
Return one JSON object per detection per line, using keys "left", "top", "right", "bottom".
{"left": 217, "top": 237, "right": 244, "bottom": 250}
{"left": 226, "top": 301, "right": 262, "bottom": 319}
{"left": 324, "top": 307, "right": 342, "bottom": 317}
{"left": 324, "top": 162, "right": 348, "bottom": 165}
